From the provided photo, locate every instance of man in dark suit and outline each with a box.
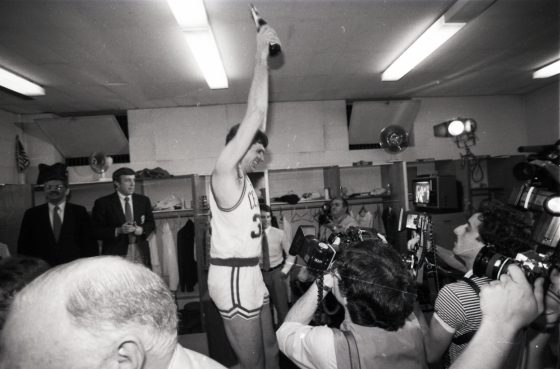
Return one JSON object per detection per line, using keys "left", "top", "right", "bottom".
{"left": 18, "top": 163, "right": 98, "bottom": 266}
{"left": 91, "top": 167, "right": 155, "bottom": 266}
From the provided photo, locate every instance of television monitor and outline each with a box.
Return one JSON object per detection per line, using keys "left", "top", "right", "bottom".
{"left": 412, "top": 175, "right": 459, "bottom": 211}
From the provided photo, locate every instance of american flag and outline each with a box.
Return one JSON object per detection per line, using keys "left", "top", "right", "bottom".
{"left": 16, "top": 135, "right": 30, "bottom": 172}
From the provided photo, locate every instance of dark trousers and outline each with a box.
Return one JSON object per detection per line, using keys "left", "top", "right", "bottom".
{"left": 262, "top": 266, "right": 290, "bottom": 326}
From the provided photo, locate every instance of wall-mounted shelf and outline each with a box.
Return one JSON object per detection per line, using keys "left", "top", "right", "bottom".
{"left": 270, "top": 195, "right": 394, "bottom": 210}
{"left": 153, "top": 208, "right": 195, "bottom": 219}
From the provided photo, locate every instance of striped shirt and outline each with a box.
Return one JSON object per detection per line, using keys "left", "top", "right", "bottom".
{"left": 433, "top": 271, "right": 490, "bottom": 368}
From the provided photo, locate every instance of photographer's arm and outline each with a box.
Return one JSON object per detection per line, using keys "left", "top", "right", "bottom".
{"left": 282, "top": 273, "right": 333, "bottom": 325}
{"left": 450, "top": 266, "right": 544, "bottom": 369}
{"left": 280, "top": 231, "right": 295, "bottom": 276}
{"left": 277, "top": 273, "right": 337, "bottom": 369}
{"left": 525, "top": 268, "right": 560, "bottom": 369}
{"left": 413, "top": 302, "right": 454, "bottom": 363}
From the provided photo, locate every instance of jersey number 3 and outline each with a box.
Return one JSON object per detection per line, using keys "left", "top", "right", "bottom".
{"left": 251, "top": 214, "right": 262, "bottom": 239}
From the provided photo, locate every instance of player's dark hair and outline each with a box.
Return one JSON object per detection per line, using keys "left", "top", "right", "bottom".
{"left": 225, "top": 124, "right": 268, "bottom": 148}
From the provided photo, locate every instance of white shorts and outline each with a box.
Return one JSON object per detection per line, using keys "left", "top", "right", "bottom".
{"left": 208, "top": 263, "right": 269, "bottom": 320}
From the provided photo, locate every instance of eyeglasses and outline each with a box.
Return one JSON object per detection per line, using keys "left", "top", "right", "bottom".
{"left": 44, "top": 185, "right": 65, "bottom": 191}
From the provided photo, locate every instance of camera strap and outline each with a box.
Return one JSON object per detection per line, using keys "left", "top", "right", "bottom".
{"left": 460, "top": 276, "right": 481, "bottom": 295}
{"left": 333, "top": 328, "right": 361, "bottom": 369}
{"left": 451, "top": 277, "right": 480, "bottom": 345}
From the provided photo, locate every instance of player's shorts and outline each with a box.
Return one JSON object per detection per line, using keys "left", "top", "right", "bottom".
{"left": 208, "top": 257, "right": 269, "bottom": 320}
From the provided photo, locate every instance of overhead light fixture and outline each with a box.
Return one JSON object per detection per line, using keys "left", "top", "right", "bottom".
{"left": 533, "top": 59, "right": 560, "bottom": 79}
{"left": 382, "top": 15, "right": 465, "bottom": 81}
{"left": 184, "top": 31, "right": 228, "bottom": 89}
{"left": 0, "top": 67, "right": 45, "bottom": 96}
{"left": 167, "top": 0, "right": 208, "bottom": 29}
{"left": 167, "top": 0, "right": 228, "bottom": 89}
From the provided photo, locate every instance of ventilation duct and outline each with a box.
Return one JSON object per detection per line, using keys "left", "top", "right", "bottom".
{"left": 34, "top": 115, "right": 129, "bottom": 161}
{"left": 348, "top": 100, "right": 421, "bottom": 150}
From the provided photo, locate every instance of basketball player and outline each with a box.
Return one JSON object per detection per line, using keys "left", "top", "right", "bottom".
{"left": 207, "top": 25, "right": 281, "bottom": 369}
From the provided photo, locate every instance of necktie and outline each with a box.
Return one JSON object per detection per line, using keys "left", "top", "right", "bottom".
{"left": 124, "top": 197, "right": 135, "bottom": 244}
{"left": 261, "top": 230, "right": 270, "bottom": 271}
{"left": 124, "top": 197, "right": 133, "bottom": 223}
{"left": 53, "top": 205, "right": 62, "bottom": 242}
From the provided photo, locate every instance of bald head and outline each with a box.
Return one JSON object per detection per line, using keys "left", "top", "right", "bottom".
{"left": 0, "top": 257, "right": 178, "bottom": 369}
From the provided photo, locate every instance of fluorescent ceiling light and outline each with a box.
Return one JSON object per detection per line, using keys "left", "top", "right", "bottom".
{"left": 0, "top": 67, "right": 44, "bottom": 96}
{"left": 167, "top": 0, "right": 208, "bottom": 30}
{"left": 382, "top": 16, "right": 465, "bottom": 81}
{"left": 533, "top": 59, "right": 560, "bottom": 79}
{"left": 184, "top": 31, "right": 228, "bottom": 89}
{"left": 167, "top": 0, "right": 228, "bottom": 89}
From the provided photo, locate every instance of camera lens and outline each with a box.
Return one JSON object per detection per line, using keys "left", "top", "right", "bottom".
{"left": 327, "top": 234, "right": 340, "bottom": 246}
{"left": 473, "top": 246, "right": 514, "bottom": 280}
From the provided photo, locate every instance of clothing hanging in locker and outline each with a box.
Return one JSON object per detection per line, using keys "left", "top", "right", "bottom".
{"left": 177, "top": 219, "right": 198, "bottom": 292}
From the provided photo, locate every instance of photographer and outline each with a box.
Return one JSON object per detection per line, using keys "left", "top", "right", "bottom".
{"left": 277, "top": 239, "right": 426, "bottom": 369}
{"left": 319, "top": 197, "right": 358, "bottom": 242}
{"left": 418, "top": 200, "right": 536, "bottom": 368}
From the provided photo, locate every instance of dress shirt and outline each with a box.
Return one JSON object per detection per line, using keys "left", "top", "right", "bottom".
{"left": 117, "top": 192, "right": 134, "bottom": 220}
{"left": 48, "top": 201, "right": 66, "bottom": 228}
{"left": 277, "top": 321, "right": 337, "bottom": 369}
{"left": 277, "top": 316, "right": 426, "bottom": 369}
{"left": 260, "top": 226, "right": 295, "bottom": 273}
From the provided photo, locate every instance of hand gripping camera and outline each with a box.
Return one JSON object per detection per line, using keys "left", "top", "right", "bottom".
{"left": 473, "top": 141, "right": 560, "bottom": 282}
{"left": 289, "top": 226, "right": 379, "bottom": 276}
{"left": 474, "top": 246, "right": 554, "bottom": 283}
{"left": 289, "top": 226, "right": 384, "bottom": 324}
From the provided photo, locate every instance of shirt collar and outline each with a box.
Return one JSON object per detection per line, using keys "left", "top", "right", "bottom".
{"left": 166, "top": 345, "right": 180, "bottom": 369}
{"left": 117, "top": 192, "right": 131, "bottom": 201}
{"left": 48, "top": 201, "right": 66, "bottom": 211}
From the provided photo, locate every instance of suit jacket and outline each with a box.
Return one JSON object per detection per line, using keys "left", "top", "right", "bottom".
{"left": 177, "top": 219, "right": 197, "bottom": 292}
{"left": 91, "top": 192, "right": 155, "bottom": 256}
{"left": 18, "top": 203, "right": 98, "bottom": 266}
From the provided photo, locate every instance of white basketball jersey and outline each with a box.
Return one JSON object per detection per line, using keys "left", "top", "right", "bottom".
{"left": 209, "top": 176, "right": 262, "bottom": 258}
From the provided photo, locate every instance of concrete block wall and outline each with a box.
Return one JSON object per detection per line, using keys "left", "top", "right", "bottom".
{"left": 4, "top": 82, "right": 556, "bottom": 185}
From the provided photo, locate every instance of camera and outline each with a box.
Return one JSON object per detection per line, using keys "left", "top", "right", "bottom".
{"left": 473, "top": 141, "right": 560, "bottom": 282}
{"left": 474, "top": 246, "right": 555, "bottom": 283}
{"left": 397, "top": 210, "right": 431, "bottom": 232}
{"left": 514, "top": 140, "right": 560, "bottom": 191}
{"left": 289, "top": 226, "right": 378, "bottom": 275}
{"left": 509, "top": 184, "right": 560, "bottom": 248}
{"left": 317, "top": 201, "right": 332, "bottom": 226}
{"left": 289, "top": 227, "right": 336, "bottom": 275}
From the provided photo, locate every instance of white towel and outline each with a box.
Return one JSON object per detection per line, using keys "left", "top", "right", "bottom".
{"left": 161, "top": 221, "right": 179, "bottom": 291}
{"left": 147, "top": 232, "right": 162, "bottom": 277}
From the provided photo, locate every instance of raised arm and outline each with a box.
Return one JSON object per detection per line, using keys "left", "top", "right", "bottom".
{"left": 450, "top": 266, "right": 544, "bottom": 369}
{"left": 212, "top": 26, "right": 280, "bottom": 204}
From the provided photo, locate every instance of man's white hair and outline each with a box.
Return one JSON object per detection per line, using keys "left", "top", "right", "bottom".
{"left": 13, "top": 256, "right": 178, "bottom": 353}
